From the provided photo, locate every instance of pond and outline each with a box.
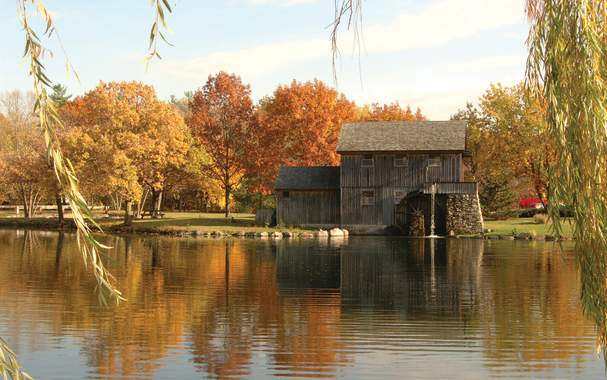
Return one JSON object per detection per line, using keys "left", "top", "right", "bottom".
{"left": 0, "top": 230, "right": 603, "bottom": 379}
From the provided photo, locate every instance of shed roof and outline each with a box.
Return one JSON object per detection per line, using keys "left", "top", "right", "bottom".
{"left": 336, "top": 120, "right": 467, "bottom": 153}
{"left": 275, "top": 166, "right": 340, "bottom": 191}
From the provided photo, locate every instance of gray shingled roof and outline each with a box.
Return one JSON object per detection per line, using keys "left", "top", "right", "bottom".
{"left": 336, "top": 121, "right": 467, "bottom": 152}
{"left": 275, "top": 166, "right": 340, "bottom": 190}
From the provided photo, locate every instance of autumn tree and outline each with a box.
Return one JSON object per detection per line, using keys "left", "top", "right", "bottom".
{"left": 357, "top": 102, "right": 425, "bottom": 122}
{"left": 478, "top": 84, "right": 552, "bottom": 206}
{"left": 188, "top": 72, "right": 256, "bottom": 217}
{"left": 62, "top": 81, "right": 190, "bottom": 223}
{"left": 0, "top": 90, "right": 54, "bottom": 218}
{"left": 254, "top": 79, "right": 356, "bottom": 195}
{"left": 452, "top": 83, "right": 554, "bottom": 211}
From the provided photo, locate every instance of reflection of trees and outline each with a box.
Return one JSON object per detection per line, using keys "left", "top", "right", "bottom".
{"left": 272, "top": 240, "right": 349, "bottom": 376}
{"left": 479, "top": 242, "right": 595, "bottom": 372}
{"left": 188, "top": 239, "right": 350, "bottom": 378}
{"left": 0, "top": 231, "right": 601, "bottom": 378}
{"left": 0, "top": 232, "right": 351, "bottom": 378}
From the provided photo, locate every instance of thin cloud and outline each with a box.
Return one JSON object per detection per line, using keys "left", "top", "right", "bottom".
{"left": 157, "top": 0, "right": 524, "bottom": 82}
{"left": 248, "top": 0, "right": 318, "bottom": 6}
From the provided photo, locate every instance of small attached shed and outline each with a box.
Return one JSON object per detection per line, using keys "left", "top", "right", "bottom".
{"left": 275, "top": 166, "right": 341, "bottom": 227}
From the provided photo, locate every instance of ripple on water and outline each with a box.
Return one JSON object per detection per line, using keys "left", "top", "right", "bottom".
{"left": 0, "top": 232, "right": 602, "bottom": 379}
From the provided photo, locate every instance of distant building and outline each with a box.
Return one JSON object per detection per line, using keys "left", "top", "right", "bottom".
{"left": 274, "top": 121, "right": 483, "bottom": 235}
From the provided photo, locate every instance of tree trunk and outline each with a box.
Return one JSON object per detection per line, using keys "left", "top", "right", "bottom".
{"left": 224, "top": 185, "right": 231, "bottom": 218}
{"left": 124, "top": 200, "right": 133, "bottom": 226}
{"left": 20, "top": 186, "right": 34, "bottom": 219}
{"left": 21, "top": 187, "right": 30, "bottom": 219}
{"left": 55, "top": 193, "right": 64, "bottom": 226}
{"left": 152, "top": 190, "right": 163, "bottom": 218}
{"left": 136, "top": 189, "right": 149, "bottom": 219}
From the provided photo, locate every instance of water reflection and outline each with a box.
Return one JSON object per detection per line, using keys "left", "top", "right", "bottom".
{"left": 0, "top": 231, "right": 602, "bottom": 379}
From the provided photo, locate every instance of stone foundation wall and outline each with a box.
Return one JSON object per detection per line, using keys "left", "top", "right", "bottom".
{"left": 446, "top": 193, "right": 484, "bottom": 235}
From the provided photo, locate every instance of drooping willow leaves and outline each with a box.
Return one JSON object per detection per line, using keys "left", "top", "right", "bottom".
{"left": 1, "top": 1, "right": 172, "bottom": 378}
{"left": 146, "top": 0, "right": 174, "bottom": 64}
{"left": 0, "top": 338, "right": 31, "bottom": 380}
{"left": 18, "top": 0, "right": 124, "bottom": 305}
{"left": 526, "top": 0, "right": 607, "bottom": 360}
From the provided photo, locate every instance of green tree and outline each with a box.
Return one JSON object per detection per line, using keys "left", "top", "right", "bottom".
{"left": 50, "top": 84, "right": 72, "bottom": 224}
{"left": 49, "top": 84, "right": 71, "bottom": 107}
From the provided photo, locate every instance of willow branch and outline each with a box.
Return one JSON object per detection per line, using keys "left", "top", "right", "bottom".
{"left": 18, "top": 0, "right": 124, "bottom": 305}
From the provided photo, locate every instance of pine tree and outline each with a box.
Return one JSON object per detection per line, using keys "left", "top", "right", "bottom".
{"left": 49, "top": 84, "right": 71, "bottom": 107}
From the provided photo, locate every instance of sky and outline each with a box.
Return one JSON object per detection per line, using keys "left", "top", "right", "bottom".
{"left": 1, "top": 0, "right": 528, "bottom": 119}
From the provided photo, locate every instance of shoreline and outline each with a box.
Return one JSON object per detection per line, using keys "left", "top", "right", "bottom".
{"left": 0, "top": 217, "right": 573, "bottom": 241}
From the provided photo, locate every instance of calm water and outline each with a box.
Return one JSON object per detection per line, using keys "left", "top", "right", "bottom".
{"left": 0, "top": 230, "right": 603, "bottom": 379}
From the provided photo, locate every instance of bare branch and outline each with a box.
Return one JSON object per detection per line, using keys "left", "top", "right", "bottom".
{"left": 329, "top": 0, "right": 363, "bottom": 84}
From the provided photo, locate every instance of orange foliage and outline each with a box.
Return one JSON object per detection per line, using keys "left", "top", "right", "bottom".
{"left": 357, "top": 102, "right": 426, "bottom": 122}
{"left": 61, "top": 81, "right": 189, "bottom": 204}
{"left": 188, "top": 72, "right": 256, "bottom": 216}
{"left": 253, "top": 79, "right": 356, "bottom": 193}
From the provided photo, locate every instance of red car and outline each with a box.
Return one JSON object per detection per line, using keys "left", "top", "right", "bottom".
{"left": 519, "top": 198, "right": 547, "bottom": 209}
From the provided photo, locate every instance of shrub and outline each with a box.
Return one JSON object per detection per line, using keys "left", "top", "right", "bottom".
{"left": 533, "top": 213, "right": 549, "bottom": 224}
{"left": 557, "top": 205, "right": 574, "bottom": 217}
{"left": 519, "top": 208, "right": 543, "bottom": 218}
{"left": 485, "top": 209, "right": 520, "bottom": 220}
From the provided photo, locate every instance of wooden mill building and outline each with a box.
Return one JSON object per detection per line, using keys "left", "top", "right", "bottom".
{"left": 274, "top": 121, "right": 483, "bottom": 235}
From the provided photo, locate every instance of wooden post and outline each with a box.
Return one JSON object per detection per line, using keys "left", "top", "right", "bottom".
{"left": 430, "top": 183, "right": 436, "bottom": 237}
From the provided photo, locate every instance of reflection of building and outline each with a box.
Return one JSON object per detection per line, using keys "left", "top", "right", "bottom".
{"left": 276, "top": 240, "right": 341, "bottom": 289}
{"left": 339, "top": 238, "right": 484, "bottom": 316}
{"left": 275, "top": 121, "right": 484, "bottom": 235}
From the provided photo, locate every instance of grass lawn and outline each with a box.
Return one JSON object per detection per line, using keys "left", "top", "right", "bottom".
{"left": 0, "top": 210, "right": 574, "bottom": 237}
{"left": 0, "top": 211, "right": 313, "bottom": 234}
{"left": 112, "top": 212, "right": 312, "bottom": 233}
{"left": 484, "top": 217, "right": 573, "bottom": 237}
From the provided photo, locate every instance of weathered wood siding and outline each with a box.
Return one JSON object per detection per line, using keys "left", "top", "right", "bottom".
{"left": 340, "top": 153, "right": 462, "bottom": 187}
{"left": 276, "top": 190, "right": 340, "bottom": 226}
{"left": 340, "top": 153, "right": 462, "bottom": 226}
{"left": 255, "top": 208, "right": 275, "bottom": 226}
{"left": 341, "top": 187, "right": 407, "bottom": 225}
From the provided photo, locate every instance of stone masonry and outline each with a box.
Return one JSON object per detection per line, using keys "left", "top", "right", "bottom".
{"left": 446, "top": 193, "right": 484, "bottom": 235}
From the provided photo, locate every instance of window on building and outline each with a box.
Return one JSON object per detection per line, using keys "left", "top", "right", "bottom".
{"left": 361, "top": 189, "right": 375, "bottom": 206}
{"left": 361, "top": 154, "right": 374, "bottom": 167}
{"left": 283, "top": 191, "right": 290, "bottom": 198}
{"left": 394, "top": 156, "right": 408, "bottom": 168}
{"left": 427, "top": 157, "right": 441, "bottom": 168}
